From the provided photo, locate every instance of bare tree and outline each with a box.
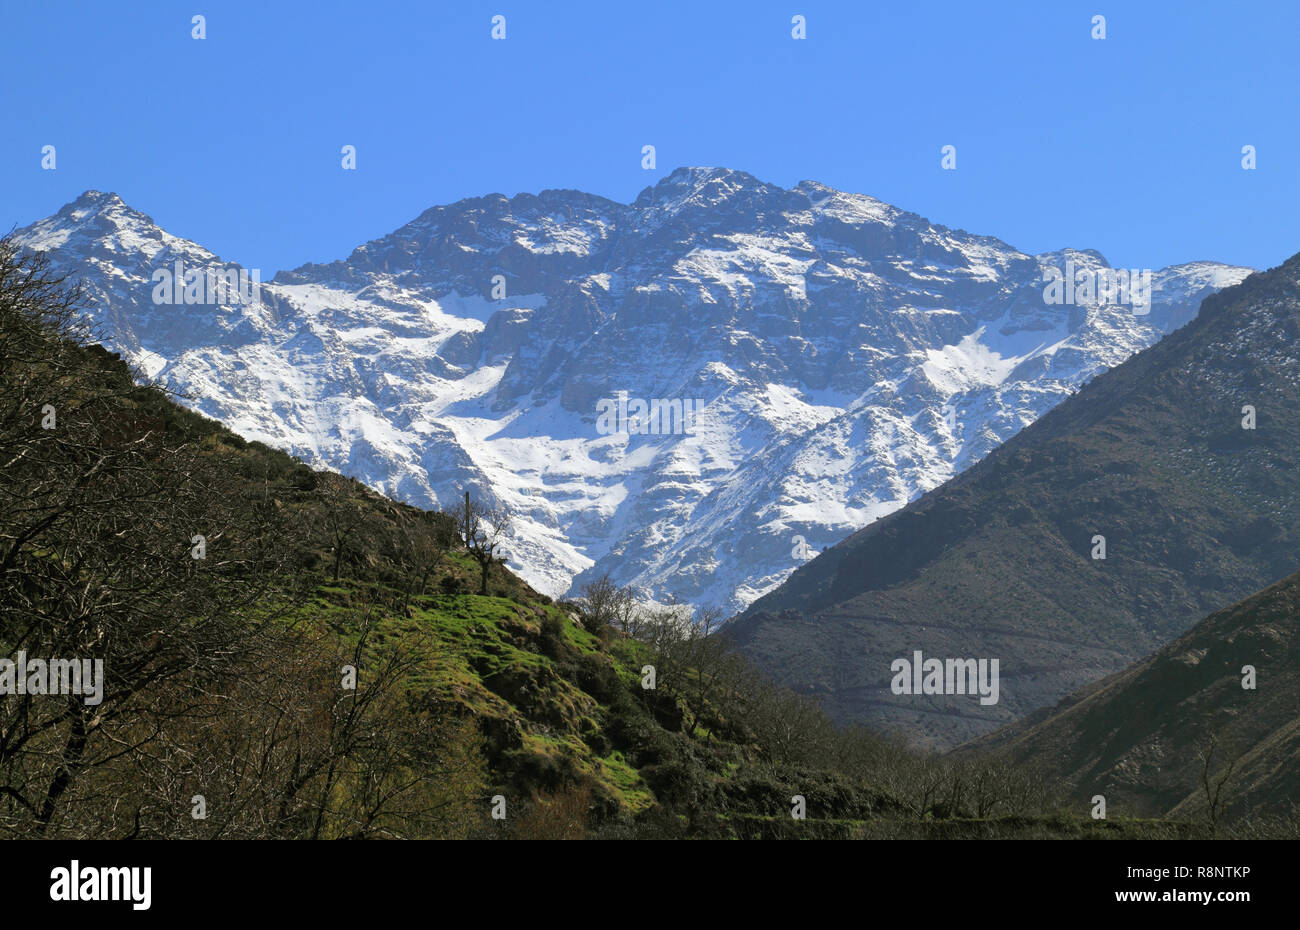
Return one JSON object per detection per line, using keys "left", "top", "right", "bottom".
{"left": 575, "top": 572, "right": 627, "bottom": 636}
{"left": 393, "top": 508, "right": 455, "bottom": 609}
{"left": 0, "top": 238, "right": 294, "bottom": 835}
{"left": 1199, "top": 725, "right": 1239, "bottom": 835}
{"left": 679, "top": 606, "right": 737, "bottom": 738}
{"left": 612, "top": 588, "right": 645, "bottom": 637}
{"left": 455, "top": 490, "right": 511, "bottom": 595}
{"left": 317, "top": 472, "right": 365, "bottom": 583}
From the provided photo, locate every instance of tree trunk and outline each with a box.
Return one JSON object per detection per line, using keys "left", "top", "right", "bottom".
{"left": 37, "top": 712, "right": 87, "bottom": 832}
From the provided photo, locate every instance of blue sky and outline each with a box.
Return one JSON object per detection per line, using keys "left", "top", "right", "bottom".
{"left": 2, "top": 0, "right": 1296, "bottom": 275}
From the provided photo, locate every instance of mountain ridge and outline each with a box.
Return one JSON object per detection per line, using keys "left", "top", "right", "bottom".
{"left": 13, "top": 171, "right": 1253, "bottom": 613}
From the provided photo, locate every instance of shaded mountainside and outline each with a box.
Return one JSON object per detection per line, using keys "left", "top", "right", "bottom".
{"left": 964, "top": 569, "right": 1300, "bottom": 822}
{"left": 729, "top": 253, "right": 1300, "bottom": 750}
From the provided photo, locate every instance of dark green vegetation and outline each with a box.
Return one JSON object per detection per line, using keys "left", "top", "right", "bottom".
{"left": 2, "top": 238, "right": 1290, "bottom": 839}
{"left": 732, "top": 255, "right": 1300, "bottom": 750}
{"left": 966, "top": 567, "right": 1300, "bottom": 831}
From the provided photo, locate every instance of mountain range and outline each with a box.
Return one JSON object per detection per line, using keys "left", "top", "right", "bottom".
{"left": 13, "top": 168, "right": 1251, "bottom": 617}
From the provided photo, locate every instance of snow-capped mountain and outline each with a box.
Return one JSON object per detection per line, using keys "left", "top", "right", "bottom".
{"left": 14, "top": 169, "right": 1252, "bottom": 611}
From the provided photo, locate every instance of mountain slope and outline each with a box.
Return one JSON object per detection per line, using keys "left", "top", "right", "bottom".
{"left": 964, "top": 568, "right": 1300, "bottom": 821}
{"left": 729, "top": 253, "right": 1300, "bottom": 749}
{"left": 14, "top": 173, "right": 1250, "bottom": 612}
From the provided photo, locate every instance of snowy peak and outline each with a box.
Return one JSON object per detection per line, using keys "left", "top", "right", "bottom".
{"left": 61, "top": 189, "right": 128, "bottom": 218}
{"left": 797, "top": 179, "right": 904, "bottom": 231}
{"left": 278, "top": 188, "right": 624, "bottom": 293}
{"left": 632, "top": 165, "right": 786, "bottom": 210}
{"left": 21, "top": 189, "right": 182, "bottom": 258}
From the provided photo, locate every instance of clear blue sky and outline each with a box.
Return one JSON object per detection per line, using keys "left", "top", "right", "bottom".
{"left": 2, "top": 0, "right": 1295, "bottom": 275}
